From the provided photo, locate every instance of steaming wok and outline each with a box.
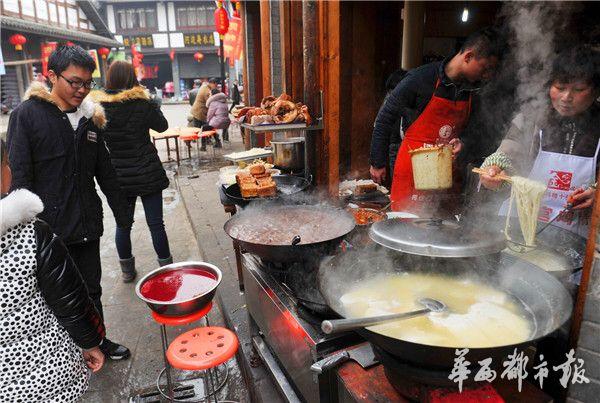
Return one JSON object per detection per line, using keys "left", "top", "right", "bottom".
{"left": 319, "top": 245, "right": 573, "bottom": 369}
{"left": 224, "top": 204, "right": 355, "bottom": 262}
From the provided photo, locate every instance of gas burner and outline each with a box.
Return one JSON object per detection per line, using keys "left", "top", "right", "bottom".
{"left": 373, "top": 344, "right": 486, "bottom": 401}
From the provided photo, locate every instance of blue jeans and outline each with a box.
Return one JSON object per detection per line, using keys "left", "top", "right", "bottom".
{"left": 115, "top": 191, "right": 171, "bottom": 260}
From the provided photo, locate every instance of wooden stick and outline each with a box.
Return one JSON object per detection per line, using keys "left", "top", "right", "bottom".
{"left": 471, "top": 167, "right": 513, "bottom": 183}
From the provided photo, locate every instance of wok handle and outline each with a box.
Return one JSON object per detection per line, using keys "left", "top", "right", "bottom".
{"left": 321, "top": 308, "right": 431, "bottom": 334}
{"left": 310, "top": 351, "right": 350, "bottom": 374}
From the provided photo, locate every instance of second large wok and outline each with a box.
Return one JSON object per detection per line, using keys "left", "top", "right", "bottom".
{"left": 318, "top": 245, "right": 573, "bottom": 369}
{"left": 224, "top": 204, "right": 355, "bottom": 262}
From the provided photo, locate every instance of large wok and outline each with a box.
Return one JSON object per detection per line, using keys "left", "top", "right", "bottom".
{"left": 224, "top": 204, "right": 355, "bottom": 262}
{"left": 318, "top": 245, "right": 573, "bottom": 369}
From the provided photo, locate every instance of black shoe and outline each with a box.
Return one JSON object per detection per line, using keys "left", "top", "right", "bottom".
{"left": 100, "top": 338, "right": 131, "bottom": 360}
{"left": 214, "top": 142, "right": 223, "bottom": 149}
{"left": 200, "top": 146, "right": 207, "bottom": 152}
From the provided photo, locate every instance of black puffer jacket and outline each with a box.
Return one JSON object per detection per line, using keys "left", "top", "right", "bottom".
{"left": 7, "top": 83, "right": 131, "bottom": 245}
{"left": 1, "top": 189, "right": 104, "bottom": 401}
{"left": 91, "top": 86, "right": 169, "bottom": 197}
{"left": 370, "top": 58, "right": 480, "bottom": 168}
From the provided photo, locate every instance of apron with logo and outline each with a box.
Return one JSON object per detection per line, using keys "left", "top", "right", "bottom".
{"left": 499, "top": 130, "right": 600, "bottom": 238}
{"left": 390, "top": 79, "right": 472, "bottom": 214}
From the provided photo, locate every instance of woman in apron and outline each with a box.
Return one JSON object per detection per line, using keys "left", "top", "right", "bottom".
{"left": 479, "top": 45, "right": 599, "bottom": 399}
{"left": 480, "top": 46, "right": 600, "bottom": 238}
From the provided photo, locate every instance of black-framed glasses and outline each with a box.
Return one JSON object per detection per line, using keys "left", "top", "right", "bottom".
{"left": 59, "top": 74, "right": 96, "bottom": 89}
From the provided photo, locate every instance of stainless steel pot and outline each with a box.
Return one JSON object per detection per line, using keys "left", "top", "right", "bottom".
{"left": 271, "top": 137, "right": 305, "bottom": 171}
{"left": 135, "top": 261, "right": 222, "bottom": 317}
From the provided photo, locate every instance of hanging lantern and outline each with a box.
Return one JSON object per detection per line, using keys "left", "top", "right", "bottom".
{"left": 169, "top": 50, "right": 175, "bottom": 61}
{"left": 9, "top": 34, "right": 27, "bottom": 51}
{"left": 66, "top": 41, "right": 76, "bottom": 47}
{"left": 98, "top": 47, "right": 111, "bottom": 59}
{"left": 214, "top": 1, "right": 229, "bottom": 36}
{"left": 232, "top": 0, "right": 241, "bottom": 18}
{"left": 194, "top": 52, "right": 204, "bottom": 63}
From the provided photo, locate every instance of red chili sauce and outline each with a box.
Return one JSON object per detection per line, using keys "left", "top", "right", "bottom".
{"left": 140, "top": 267, "right": 218, "bottom": 302}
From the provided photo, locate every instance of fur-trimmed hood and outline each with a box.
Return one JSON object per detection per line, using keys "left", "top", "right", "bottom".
{"left": 0, "top": 189, "right": 44, "bottom": 236}
{"left": 88, "top": 86, "right": 150, "bottom": 104}
{"left": 24, "top": 82, "right": 107, "bottom": 129}
{"left": 206, "top": 92, "right": 227, "bottom": 108}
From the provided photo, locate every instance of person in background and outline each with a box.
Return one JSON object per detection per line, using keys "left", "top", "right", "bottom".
{"left": 191, "top": 77, "right": 218, "bottom": 151}
{"left": 6, "top": 45, "right": 132, "bottom": 360}
{"left": 369, "top": 27, "right": 503, "bottom": 214}
{"left": 229, "top": 80, "right": 242, "bottom": 113}
{"left": 90, "top": 61, "right": 173, "bottom": 283}
{"left": 188, "top": 78, "right": 202, "bottom": 106}
{"left": 480, "top": 45, "right": 600, "bottom": 238}
{"left": 205, "top": 88, "right": 230, "bottom": 147}
{"left": 379, "top": 69, "right": 408, "bottom": 183}
{"left": 0, "top": 139, "right": 105, "bottom": 402}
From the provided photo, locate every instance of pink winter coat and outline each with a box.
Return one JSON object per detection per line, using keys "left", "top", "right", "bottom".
{"left": 206, "top": 93, "right": 230, "bottom": 130}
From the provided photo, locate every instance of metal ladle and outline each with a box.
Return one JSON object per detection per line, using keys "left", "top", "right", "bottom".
{"left": 321, "top": 298, "right": 447, "bottom": 334}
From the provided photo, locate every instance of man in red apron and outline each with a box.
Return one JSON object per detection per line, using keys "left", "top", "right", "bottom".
{"left": 369, "top": 28, "right": 502, "bottom": 214}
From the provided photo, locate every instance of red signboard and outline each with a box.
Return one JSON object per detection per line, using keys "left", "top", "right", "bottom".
{"left": 41, "top": 42, "right": 58, "bottom": 76}
{"left": 223, "top": 16, "right": 243, "bottom": 62}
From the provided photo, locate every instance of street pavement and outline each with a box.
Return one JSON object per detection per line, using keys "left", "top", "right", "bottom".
{"left": 83, "top": 104, "right": 253, "bottom": 402}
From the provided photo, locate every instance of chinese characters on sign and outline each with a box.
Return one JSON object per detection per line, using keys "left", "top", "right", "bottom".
{"left": 122, "top": 36, "right": 154, "bottom": 48}
{"left": 449, "top": 348, "right": 589, "bottom": 392}
{"left": 183, "top": 33, "right": 215, "bottom": 47}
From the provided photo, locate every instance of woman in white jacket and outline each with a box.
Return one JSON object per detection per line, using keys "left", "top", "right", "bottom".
{"left": 0, "top": 140, "right": 105, "bottom": 402}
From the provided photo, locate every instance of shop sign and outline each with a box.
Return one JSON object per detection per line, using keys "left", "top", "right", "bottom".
{"left": 184, "top": 33, "right": 215, "bottom": 47}
{"left": 122, "top": 36, "right": 154, "bottom": 48}
{"left": 87, "top": 49, "right": 101, "bottom": 78}
{"left": 223, "top": 17, "right": 243, "bottom": 61}
{"left": 41, "top": 42, "right": 58, "bottom": 76}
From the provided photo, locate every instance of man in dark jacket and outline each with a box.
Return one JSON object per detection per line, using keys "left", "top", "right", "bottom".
{"left": 370, "top": 28, "right": 502, "bottom": 212}
{"left": 7, "top": 45, "right": 132, "bottom": 360}
{"left": 188, "top": 78, "right": 202, "bottom": 106}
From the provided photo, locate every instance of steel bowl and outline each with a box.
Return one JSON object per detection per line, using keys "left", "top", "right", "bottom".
{"left": 135, "top": 261, "right": 222, "bottom": 317}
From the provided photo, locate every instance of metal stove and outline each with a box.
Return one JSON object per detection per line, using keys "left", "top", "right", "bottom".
{"left": 241, "top": 253, "right": 362, "bottom": 402}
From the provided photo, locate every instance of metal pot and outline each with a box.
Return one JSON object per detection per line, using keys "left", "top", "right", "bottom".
{"left": 319, "top": 245, "right": 573, "bottom": 369}
{"left": 271, "top": 137, "right": 305, "bottom": 171}
{"left": 224, "top": 204, "right": 355, "bottom": 262}
{"left": 135, "top": 261, "right": 222, "bottom": 317}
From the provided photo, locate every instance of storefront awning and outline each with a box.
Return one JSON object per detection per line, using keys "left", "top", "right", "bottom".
{"left": 1, "top": 16, "right": 121, "bottom": 48}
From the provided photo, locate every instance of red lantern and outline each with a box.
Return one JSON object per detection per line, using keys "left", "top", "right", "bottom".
{"left": 9, "top": 34, "right": 27, "bottom": 51}
{"left": 169, "top": 50, "right": 175, "bottom": 61}
{"left": 66, "top": 41, "right": 76, "bottom": 47}
{"left": 214, "top": 2, "right": 229, "bottom": 36}
{"left": 194, "top": 52, "right": 204, "bottom": 63}
{"left": 232, "top": 0, "right": 241, "bottom": 18}
{"left": 98, "top": 47, "right": 111, "bottom": 59}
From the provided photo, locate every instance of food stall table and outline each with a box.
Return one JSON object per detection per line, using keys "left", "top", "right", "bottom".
{"left": 150, "top": 128, "right": 181, "bottom": 165}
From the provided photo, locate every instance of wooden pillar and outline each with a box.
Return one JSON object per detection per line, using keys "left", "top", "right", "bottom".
{"left": 319, "top": 0, "right": 341, "bottom": 195}
{"left": 289, "top": 1, "right": 304, "bottom": 101}
{"left": 401, "top": 1, "right": 425, "bottom": 70}
{"left": 280, "top": 1, "right": 292, "bottom": 94}
{"left": 303, "top": 0, "right": 319, "bottom": 183}
{"left": 259, "top": 0, "right": 272, "bottom": 97}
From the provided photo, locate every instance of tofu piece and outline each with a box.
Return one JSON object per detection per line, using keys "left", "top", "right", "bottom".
{"left": 240, "top": 183, "right": 259, "bottom": 198}
{"left": 257, "top": 183, "right": 277, "bottom": 197}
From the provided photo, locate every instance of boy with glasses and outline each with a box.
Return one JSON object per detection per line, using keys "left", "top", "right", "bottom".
{"left": 7, "top": 45, "right": 132, "bottom": 360}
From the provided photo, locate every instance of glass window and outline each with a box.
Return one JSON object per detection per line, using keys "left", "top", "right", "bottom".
{"left": 146, "top": 8, "right": 156, "bottom": 28}
{"left": 138, "top": 9, "right": 146, "bottom": 28}
{"left": 177, "top": 8, "right": 187, "bottom": 27}
{"left": 117, "top": 10, "right": 126, "bottom": 29}
{"left": 187, "top": 7, "right": 197, "bottom": 27}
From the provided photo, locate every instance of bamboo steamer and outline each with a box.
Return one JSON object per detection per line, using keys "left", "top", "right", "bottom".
{"left": 409, "top": 145, "right": 452, "bottom": 190}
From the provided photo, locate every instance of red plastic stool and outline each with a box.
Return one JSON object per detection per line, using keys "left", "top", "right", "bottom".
{"left": 151, "top": 303, "right": 214, "bottom": 402}
{"left": 163, "top": 327, "right": 238, "bottom": 403}
{"left": 179, "top": 132, "right": 201, "bottom": 160}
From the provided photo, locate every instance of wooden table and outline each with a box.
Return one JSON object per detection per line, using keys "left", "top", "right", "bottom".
{"left": 150, "top": 127, "right": 199, "bottom": 165}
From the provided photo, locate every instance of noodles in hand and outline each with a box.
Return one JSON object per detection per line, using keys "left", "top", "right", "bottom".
{"left": 505, "top": 176, "right": 547, "bottom": 246}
